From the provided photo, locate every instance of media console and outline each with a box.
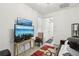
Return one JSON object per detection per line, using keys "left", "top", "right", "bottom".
{"left": 14, "top": 39, "right": 34, "bottom": 56}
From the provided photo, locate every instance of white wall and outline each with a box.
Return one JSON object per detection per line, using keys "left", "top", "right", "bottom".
{"left": 0, "top": 3, "right": 42, "bottom": 55}
{"left": 44, "top": 6, "right": 79, "bottom": 44}
{"left": 43, "top": 18, "right": 50, "bottom": 42}
{"left": 36, "top": 16, "right": 44, "bottom": 34}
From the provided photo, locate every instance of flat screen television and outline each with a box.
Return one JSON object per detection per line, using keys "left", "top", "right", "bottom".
{"left": 17, "top": 18, "right": 32, "bottom": 26}
{"left": 14, "top": 24, "right": 34, "bottom": 42}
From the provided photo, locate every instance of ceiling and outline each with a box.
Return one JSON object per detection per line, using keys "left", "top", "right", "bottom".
{"left": 26, "top": 3, "right": 79, "bottom": 15}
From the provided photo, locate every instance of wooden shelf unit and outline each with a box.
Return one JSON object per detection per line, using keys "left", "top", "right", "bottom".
{"left": 14, "top": 39, "right": 34, "bottom": 56}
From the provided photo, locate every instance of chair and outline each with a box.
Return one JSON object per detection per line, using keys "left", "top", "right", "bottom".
{"left": 35, "top": 32, "right": 43, "bottom": 46}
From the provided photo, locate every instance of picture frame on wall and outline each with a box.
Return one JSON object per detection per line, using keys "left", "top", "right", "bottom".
{"left": 71, "top": 23, "right": 79, "bottom": 37}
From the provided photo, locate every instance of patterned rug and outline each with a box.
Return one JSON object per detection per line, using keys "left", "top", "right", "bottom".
{"left": 31, "top": 45, "right": 55, "bottom": 56}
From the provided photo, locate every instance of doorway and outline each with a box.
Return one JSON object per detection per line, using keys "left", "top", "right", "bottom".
{"left": 44, "top": 17, "right": 53, "bottom": 43}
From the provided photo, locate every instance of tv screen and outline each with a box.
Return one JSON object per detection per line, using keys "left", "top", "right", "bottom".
{"left": 14, "top": 25, "right": 34, "bottom": 42}
{"left": 17, "top": 18, "right": 32, "bottom": 26}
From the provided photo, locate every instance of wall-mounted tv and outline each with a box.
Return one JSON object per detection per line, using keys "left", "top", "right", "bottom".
{"left": 14, "top": 24, "right": 34, "bottom": 42}
{"left": 17, "top": 18, "right": 32, "bottom": 26}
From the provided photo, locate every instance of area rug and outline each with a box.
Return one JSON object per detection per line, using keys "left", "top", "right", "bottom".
{"left": 31, "top": 45, "right": 55, "bottom": 56}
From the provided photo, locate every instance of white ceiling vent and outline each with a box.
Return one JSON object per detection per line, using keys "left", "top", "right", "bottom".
{"left": 60, "top": 3, "right": 70, "bottom": 8}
